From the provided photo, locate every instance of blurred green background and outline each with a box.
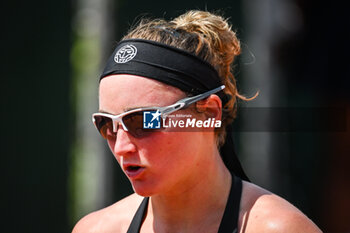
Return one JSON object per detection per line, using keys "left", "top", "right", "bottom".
{"left": 2, "top": 0, "right": 349, "bottom": 232}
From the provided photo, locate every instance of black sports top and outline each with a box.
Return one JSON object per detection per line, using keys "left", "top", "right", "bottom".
{"left": 126, "top": 176, "right": 243, "bottom": 233}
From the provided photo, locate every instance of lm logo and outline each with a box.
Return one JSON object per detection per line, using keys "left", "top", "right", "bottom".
{"left": 143, "top": 110, "right": 161, "bottom": 129}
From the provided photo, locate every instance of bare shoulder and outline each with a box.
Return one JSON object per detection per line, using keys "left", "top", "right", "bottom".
{"left": 239, "top": 181, "right": 322, "bottom": 233}
{"left": 72, "top": 193, "right": 144, "bottom": 233}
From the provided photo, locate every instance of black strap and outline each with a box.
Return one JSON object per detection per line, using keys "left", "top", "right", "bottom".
{"left": 126, "top": 176, "right": 242, "bottom": 233}
{"left": 126, "top": 197, "right": 149, "bottom": 233}
{"left": 217, "top": 176, "right": 242, "bottom": 233}
{"left": 220, "top": 125, "right": 250, "bottom": 182}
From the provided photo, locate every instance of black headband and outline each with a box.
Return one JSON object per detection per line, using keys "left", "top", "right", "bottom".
{"left": 100, "top": 39, "right": 223, "bottom": 94}
{"left": 100, "top": 39, "right": 250, "bottom": 181}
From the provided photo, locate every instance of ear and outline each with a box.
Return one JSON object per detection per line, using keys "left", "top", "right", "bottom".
{"left": 195, "top": 94, "right": 222, "bottom": 121}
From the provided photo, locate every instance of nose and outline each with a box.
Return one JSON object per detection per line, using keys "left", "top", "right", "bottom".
{"left": 113, "top": 126, "right": 137, "bottom": 156}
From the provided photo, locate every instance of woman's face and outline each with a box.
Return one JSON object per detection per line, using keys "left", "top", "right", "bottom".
{"left": 99, "top": 75, "right": 215, "bottom": 196}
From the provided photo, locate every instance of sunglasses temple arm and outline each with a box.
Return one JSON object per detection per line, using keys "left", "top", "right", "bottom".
{"left": 161, "top": 85, "right": 225, "bottom": 118}
{"left": 161, "top": 103, "right": 186, "bottom": 119}
{"left": 175, "top": 85, "right": 225, "bottom": 107}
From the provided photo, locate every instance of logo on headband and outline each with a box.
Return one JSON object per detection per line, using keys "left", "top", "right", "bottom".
{"left": 114, "top": 44, "right": 137, "bottom": 63}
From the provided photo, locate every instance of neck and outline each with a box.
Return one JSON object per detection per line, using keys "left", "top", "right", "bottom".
{"left": 147, "top": 148, "right": 232, "bottom": 232}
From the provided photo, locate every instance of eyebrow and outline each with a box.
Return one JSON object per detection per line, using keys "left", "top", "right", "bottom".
{"left": 98, "top": 105, "right": 159, "bottom": 115}
{"left": 124, "top": 106, "right": 143, "bottom": 112}
{"left": 98, "top": 109, "right": 113, "bottom": 114}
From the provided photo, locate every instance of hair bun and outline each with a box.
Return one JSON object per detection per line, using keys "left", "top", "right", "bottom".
{"left": 172, "top": 10, "right": 241, "bottom": 62}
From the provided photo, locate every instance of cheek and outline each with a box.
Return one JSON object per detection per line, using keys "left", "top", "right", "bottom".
{"left": 141, "top": 132, "right": 198, "bottom": 168}
{"left": 106, "top": 139, "right": 122, "bottom": 163}
{"left": 106, "top": 136, "right": 114, "bottom": 151}
{"left": 107, "top": 139, "right": 114, "bottom": 150}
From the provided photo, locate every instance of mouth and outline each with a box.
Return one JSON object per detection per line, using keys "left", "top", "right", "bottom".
{"left": 123, "top": 164, "right": 145, "bottom": 178}
{"left": 126, "top": 165, "right": 142, "bottom": 172}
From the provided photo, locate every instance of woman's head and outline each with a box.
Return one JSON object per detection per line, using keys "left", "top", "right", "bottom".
{"left": 122, "top": 10, "right": 245, "bottom": 147}
{"left": 95, "top": 10, "right": 252, "bottom": 189}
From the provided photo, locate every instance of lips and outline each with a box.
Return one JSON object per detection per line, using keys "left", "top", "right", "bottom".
{"left": 123, "top": 163, "right": 145, "bottom": 179}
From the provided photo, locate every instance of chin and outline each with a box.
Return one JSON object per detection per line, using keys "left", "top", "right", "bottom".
{"left": 130, "top": 179, "right": 159, "bottom": 197}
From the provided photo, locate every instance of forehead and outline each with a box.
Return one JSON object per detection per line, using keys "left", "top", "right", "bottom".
{"left": 99, "top": 74, "right": 185, "bottom": 113}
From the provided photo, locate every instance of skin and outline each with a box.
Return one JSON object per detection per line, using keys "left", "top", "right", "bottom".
{"left": 72, "top": 74, "right": 322, "bottom": 233}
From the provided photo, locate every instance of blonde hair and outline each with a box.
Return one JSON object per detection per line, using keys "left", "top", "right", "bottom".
{"left": 123, "top": 10, "right": 256, "bottom": 146}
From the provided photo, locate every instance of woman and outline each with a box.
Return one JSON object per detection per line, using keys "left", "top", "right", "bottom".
{"left": 73, "top": 10, "right": 321, "bottom": 233}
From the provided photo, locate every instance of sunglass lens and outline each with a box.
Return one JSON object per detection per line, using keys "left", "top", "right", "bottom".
{"left": 122, "top": 111, "right": 148, "bottom": 138}
{"left": 94, "top": 115, "right": 115, "bottom": 140}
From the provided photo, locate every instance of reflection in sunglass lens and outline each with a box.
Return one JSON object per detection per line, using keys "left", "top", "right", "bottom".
{"left": 123, "top": 111, "right": 147, "bottom": 138}
{"left": 94, "top": 115, "right": 114, "bottom": 140}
